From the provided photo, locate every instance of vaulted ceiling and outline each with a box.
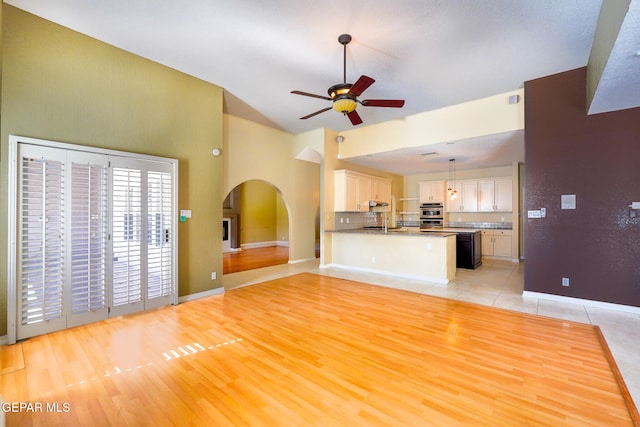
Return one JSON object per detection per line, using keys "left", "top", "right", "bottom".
{"left": 7, "top": 0, "right": 639, "bottom": 174}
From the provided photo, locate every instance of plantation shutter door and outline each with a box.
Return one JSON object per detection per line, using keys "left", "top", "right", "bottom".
{"left": 146, "top": 168, "right": 174, "bottom": 309}
{"left": 67, "top": 152, "right": 109, "bottom": 328}
{"left": 110, "top": 163, "right": 145, "bottom": 317}
{"left": 12, "top": 137, "right": 177, "bottom": 340}
{"left": 17, "top": 145, "right": 67, "bottom": 339}
{"left": 110, "top": 157, "right": 175, "bottom": 315}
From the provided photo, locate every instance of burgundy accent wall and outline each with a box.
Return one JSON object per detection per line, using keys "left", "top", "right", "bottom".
{"left": 524, "top": 67, "right": 640, "bottom": 307}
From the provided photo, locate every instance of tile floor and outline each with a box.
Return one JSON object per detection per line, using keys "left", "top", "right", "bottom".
{"left": 223, "top": 258, "right": 640, "bottom": 411}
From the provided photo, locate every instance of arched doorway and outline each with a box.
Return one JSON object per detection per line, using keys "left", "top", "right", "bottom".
{"left": 222, "top": 180, "right": 291, "bottom": 274}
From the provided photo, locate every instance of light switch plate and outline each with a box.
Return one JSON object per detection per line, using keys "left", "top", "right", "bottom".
{"left": 528, "top": 210, "right": 542, "bottom": 218}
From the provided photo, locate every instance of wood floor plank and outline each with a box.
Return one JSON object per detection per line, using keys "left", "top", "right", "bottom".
{"left": 1, "top": 272, "right": 637, "bottom": 426}
{"left": 223, "top": 245, "right": 289, "bottom": 274}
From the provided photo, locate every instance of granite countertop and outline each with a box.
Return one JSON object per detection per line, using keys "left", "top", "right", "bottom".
{"left": 422, "top": 226, "right": 513, "bottom": 233}
{"left": 445, "top": 224, "right": 513, "bottom": 230}
{"left": 327, "top": 227, "right": 456, "bottom": 237}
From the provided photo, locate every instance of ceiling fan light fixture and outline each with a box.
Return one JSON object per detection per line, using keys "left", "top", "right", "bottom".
{"left": 291, "top": 33, "right": 405, "bottom": 125}
{"left": 328, "top": 84, "right": 352, "bottom": 99}
{"left": 332, "top": 96, "right": 357, "bottom": 114}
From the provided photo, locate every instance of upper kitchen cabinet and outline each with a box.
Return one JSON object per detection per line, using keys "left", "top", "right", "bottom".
{"left": 446, "top": 179, "right": 478, "bottom": 212}
{"left": 334, "top": 169, "right": 390, "bottom": 212}
{"left": 419, "top": 180, "right": 445, "bottom": 204}
{"left": 477, "top": 177, "right": 513, "bottom": 212}
{"left": 371, "top": 177, "right": 392, "bottom": 209}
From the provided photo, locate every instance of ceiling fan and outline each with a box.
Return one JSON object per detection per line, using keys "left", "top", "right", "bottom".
{"left": 291, "top": 34, "right": 405, "bottom": 126}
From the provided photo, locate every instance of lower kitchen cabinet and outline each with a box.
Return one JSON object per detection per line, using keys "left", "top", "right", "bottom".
{"left": 456, "top": 231, "right": 482, "bottom": 269}
{"left": 481, "top": 229, "right": 512, "bottom": 258}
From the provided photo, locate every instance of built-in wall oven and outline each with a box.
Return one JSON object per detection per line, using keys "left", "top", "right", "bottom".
{"left": 420, "top": 202, "right": 444, "bottom": 229}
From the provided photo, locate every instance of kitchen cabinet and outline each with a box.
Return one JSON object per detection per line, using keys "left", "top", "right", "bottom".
{"left": 456, "top": 231, "right": 482, "bottom": 269}
{"left": 446, "top": 180, "right": 478, "bottom": 212}
{"left": 334, "top": 170, "right": 390, "bottom": 212}
{"left": 419, "top": 180, "right": 445, "bottom": 203}
{"left": 371, "top": 177, "right": 392, "bottom": 210}
{"left": 478, "top": 177, "right": 512, "bottom": 212}
{"left": 481, "top": 229, "right": 512, "bottom": 258}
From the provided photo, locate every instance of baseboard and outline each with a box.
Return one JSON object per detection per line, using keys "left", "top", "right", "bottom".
{"left": 523, "top": 291, "right": 640, "bottom": 315}
{"left": 327, "top": 263, "right": 450, "bottom": 285}
{"left": 288, "top": 257, "right": 316, "bottom": 264}
{"left": 482, "top": 255, "right": 519, "bottom": 263}
{"left": 240, "top": 240, "right": 290, "bottom": 249}
{"left": 178, "top": 287, "right": 225, "bottom": 303}
{"left": 241, "top": 241, "right": 277, "bottom": 249}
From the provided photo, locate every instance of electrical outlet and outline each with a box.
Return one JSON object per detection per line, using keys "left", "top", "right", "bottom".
{"left": 562, "top": 277, "right": 569, "bottom": 287}
{"left": 211, "top": 272, "right": 217, "bottom": 280}
{"left": 340, "top": 218, "right": 344, "bottom": 223}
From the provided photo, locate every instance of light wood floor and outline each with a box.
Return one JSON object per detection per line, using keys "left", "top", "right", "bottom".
{"left": 223, "top": 246, "right": 289, "bottom": 274}
{"left": 1, "top": 273, "right": 638, "bottom": 426}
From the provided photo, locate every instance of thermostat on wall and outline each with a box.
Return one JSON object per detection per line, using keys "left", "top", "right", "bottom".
{"left": 561, "top": 194, "right": 576, "bottom": 209}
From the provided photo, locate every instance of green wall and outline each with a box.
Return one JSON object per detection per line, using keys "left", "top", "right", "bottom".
{"left": 0, "top": 6, "right": 224, "bottom": 336}
{"left": 239, "top": 180, "right": 278, "bottom": 245}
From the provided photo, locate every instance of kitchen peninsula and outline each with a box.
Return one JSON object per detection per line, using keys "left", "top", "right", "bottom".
{"left": 329, "top": 228, "right": 457, "bottom": 283}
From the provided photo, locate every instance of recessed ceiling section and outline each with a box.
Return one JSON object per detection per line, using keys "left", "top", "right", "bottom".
{"left": 342, "top": 130, "right": 524, "bottom": 176}
{"left": 588, "top": 0, "right": 640, "bottom": 115}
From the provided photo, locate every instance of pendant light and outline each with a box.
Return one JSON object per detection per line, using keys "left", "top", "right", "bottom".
{"left": 447, "top": 158, "right": 458, "bottom": 200}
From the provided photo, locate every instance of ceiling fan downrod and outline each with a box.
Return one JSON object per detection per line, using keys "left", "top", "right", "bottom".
{"left": 338, "top": 34, "right": 352, "bottom": 84}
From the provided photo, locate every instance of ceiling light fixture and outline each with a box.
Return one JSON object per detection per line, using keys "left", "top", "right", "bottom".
{"left": 291, "top": 34, "right": 404, "bottom": 126}
{"left": 447, "top": 158, "right": 458, "bottom": 200}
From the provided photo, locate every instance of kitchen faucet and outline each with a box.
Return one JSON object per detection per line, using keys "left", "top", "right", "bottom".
{"left": 383, "top": 211, "right": 388, "bottom": 233}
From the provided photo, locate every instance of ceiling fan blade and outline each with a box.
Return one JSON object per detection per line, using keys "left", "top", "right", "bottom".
{"left": 349, "top": 75, "right": 375, "bottom": 97}
{"left": 300, "top": 107, "right": 332, "bottom": 120}
{"left": 361, "top": 99, "right": 405, "bottom": 108}
{"left": 346, "top": 110, "right": 363, "bottom": 125}
{"left": 291, "top": 90, "right": 332, "bottom": 101}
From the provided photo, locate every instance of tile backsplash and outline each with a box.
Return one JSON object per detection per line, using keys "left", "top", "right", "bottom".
{"left": 334, "top": 214, "right": 512, "bottom": 230}
{"left": 445, "top": 221, "right": 513, "bottom": 229}
{"left": 334, "top": 212, "right": 382, "bottom": 230}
